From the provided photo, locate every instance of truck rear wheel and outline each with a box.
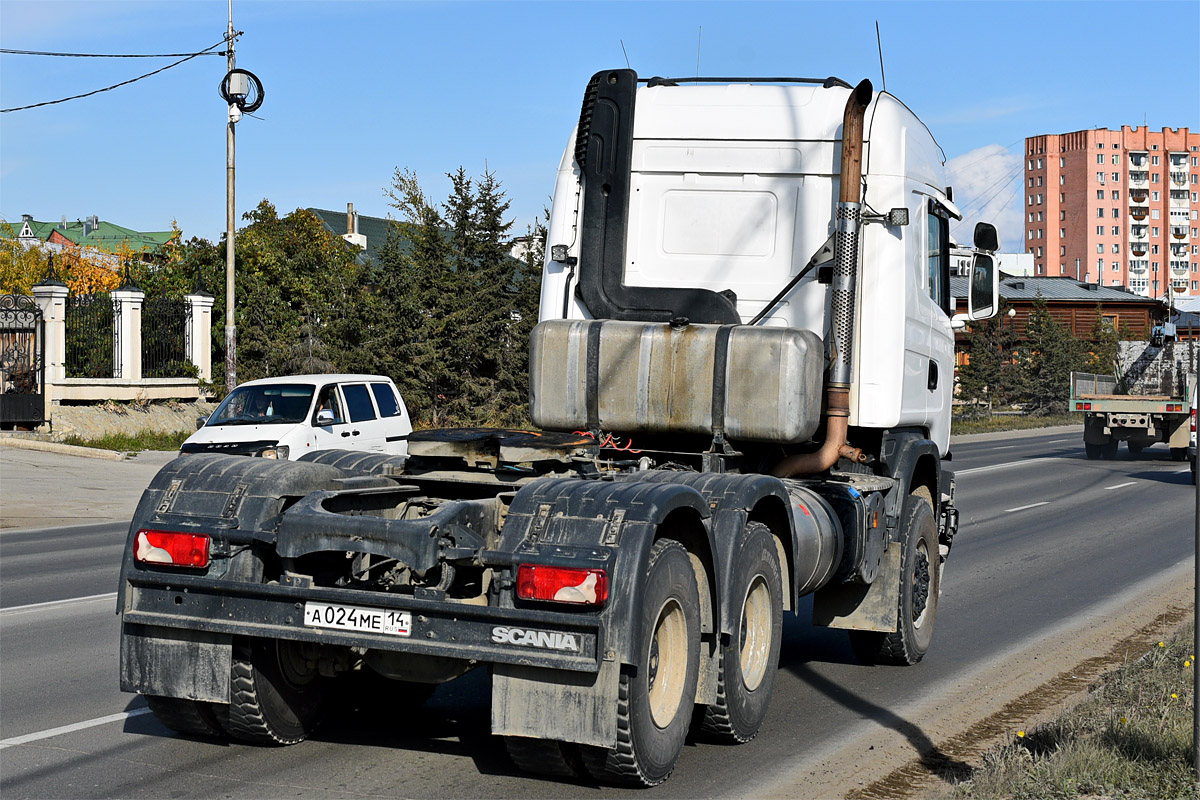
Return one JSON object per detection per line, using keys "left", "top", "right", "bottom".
{"left": 224, "top": 639, "right": 326, "bottom": 745}
{"left": 850, "top": 493, "right": 939, "bottom": 666}
{"left": 697, "top": 523, "right": 782, "bottom": 744}
{"left": 1084, "top": 442, "right": 1101, "bottom": 460}
{"left": 581, "top": 538, "right": 700, "bottom": 787}
{"left": 144, "top": 695, "right": 226, "bottom": 739}
{"left": 1171, "top": 447, "right": 1187, "bottom": 461}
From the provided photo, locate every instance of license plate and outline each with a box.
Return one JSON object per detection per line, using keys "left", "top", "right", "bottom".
{"left": 303, "top": 601, "right": 411, "bottom": 637}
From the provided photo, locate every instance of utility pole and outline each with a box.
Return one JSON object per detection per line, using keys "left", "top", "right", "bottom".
{"left": 224, "top": 0, "right": 237, "bottom": 391}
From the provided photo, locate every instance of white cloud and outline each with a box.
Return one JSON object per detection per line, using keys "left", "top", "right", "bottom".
{"left": 946, "top": 144, "right": 1023, "bottom": 253}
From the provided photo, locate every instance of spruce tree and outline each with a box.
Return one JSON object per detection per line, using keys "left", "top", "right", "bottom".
{"left": 1019, "top": 292, "right": 1084, "bottom": 415}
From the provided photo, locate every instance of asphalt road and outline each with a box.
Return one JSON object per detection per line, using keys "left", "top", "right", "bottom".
{"left": 0, "top": 430, "right": 1194, "bottom": 798}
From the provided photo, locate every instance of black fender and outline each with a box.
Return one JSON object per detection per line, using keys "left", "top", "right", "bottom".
{"left": 498, "top": 477, "right": 711, "bottom": 666}
{"left": 879, "top": 428, "right": 943, "bottom": 525}
{"left": 614, "top": 471, "right": 797, "bottom": 640}
{"left": 297, "top": 448, "right": 408, "bottom": 475}
{"left": 118, "top": 454, "right": 348, "bottom": 612}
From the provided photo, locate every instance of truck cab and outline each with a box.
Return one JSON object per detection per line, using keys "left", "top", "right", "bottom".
{"left": 538, "top": 72, "right": 997, "bottom": 453}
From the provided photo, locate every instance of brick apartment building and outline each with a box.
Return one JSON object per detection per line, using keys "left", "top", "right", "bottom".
{"left": 1024, "top": 126, "right": 1200, "bottom": 299}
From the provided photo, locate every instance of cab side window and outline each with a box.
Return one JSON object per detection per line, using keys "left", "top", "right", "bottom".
{"left": 927, "top": 203, "right": 950, "bottom": 314}
{"left": 371, "top": 383, "right": 403, "bottom": 417}
{"left": 342, "top": 384, "right": 377, "bottom": 423}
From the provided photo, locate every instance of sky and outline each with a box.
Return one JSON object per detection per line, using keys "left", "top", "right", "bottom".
{"left": 1, "top": 0, "right": 1198, "bottom": 255}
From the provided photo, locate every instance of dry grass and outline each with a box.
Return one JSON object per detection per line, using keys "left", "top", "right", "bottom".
{"left": 939, "top": 622, "right": 1198, "bottom": 799}
{"left": 950, "top": 412, "right": 1082, "bottom": 436}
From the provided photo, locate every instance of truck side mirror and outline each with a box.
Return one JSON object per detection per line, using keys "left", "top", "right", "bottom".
{"left": 195, "top": 415, "right": 209, "bottom": 430}
{"left": 316, "top": 409, "right": 336, "bottom": 426}
{"left": 968, "top": 254, "right": 999, "bottom": 320}
{"left": 973, "top": 222, "right": 999, "bottom": 252}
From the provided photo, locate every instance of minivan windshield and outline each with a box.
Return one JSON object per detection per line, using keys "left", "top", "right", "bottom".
{"left": 208, "top": 384, "right": 315, "bottom": 426}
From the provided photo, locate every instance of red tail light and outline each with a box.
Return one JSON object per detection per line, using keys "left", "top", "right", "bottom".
{"left": 517, "top": 564, "right": 608, "bottom": 606}
{"left": 134, "top": 529, "right": 210, "bottom": 568}
{"left": 1191, "top": 408, "right": 1195, "bottom": 433}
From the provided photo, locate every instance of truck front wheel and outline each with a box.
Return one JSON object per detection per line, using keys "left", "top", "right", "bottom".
{"left": 581, "top": 538, "right": 700, "bottom": 787}
{"left": 850, "top": 493, "right": 939, "bottom": 666}
{"left": 223, "top": 638, "right": 326, "bottom": 745}
{"left": 697, "top": 523, "right": 782, "bottom": 744}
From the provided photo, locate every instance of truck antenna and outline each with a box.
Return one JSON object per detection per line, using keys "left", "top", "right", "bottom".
{"left": 695, "top": 26, "right": 702, "bottom": 77}
{"left": 620, "top": 39, "right": 631, "bottom": 70}
{"left": 875, "top": 20, "right": 886, "bottom": 93}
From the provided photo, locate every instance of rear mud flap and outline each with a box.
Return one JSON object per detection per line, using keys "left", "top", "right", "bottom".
{"left": 492, "top": 659, "right": 620, "bottom": 747}
{"left": 810, "top": 547, "right": 901, "bottom": 632}
{"left": 120, "top": 623, "right": 231, "bottom": 703}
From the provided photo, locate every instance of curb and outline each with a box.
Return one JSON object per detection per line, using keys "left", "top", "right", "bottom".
{"left": 0, "top": 436, "right": 126, "bottom": 461}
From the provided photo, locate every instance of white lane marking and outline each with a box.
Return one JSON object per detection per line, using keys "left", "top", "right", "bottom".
{"left": 0, "top": 707, "right": 151, "bottom": 749}
{"left": 992, "top": 445, "right": 1017, "bottom": 449}
{"left": 956, "top": 457, "right": 1071, "bottom": 476}
{"left": 0, "top": 592, "right": 117, "bottom": 616}
{"left": 1106, "top": 482, "right": 1137, "bottom": 490}
{"left": 1004, "top": 501, "right": 1050, "bottom": 513}
{"left": 0, "top": 521, "right": 124, "bottom": 537}
{"left": 1048, "top": 438, "right": 1074, "bottom": 444}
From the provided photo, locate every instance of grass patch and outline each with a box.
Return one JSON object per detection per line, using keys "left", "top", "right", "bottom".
{"left": 951, "top": 412, "right": 1082, "bottom": 436}
{"left": 62, "top": 429, "right": 191, "bottom": 452}
{"left": 940, "top": 622, "right": 1197, "bottom": 799}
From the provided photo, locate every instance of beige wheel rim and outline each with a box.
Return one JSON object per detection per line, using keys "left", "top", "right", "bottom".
{"left": 647, "top": 598, "right": 688, "bottom": 728}
{"left": 739, "top": 576, "right": 771, "bottom": 691}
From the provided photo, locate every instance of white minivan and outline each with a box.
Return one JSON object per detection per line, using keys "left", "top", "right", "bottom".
{"left": 181, "top": 374, "right": 411, "bottom": 460}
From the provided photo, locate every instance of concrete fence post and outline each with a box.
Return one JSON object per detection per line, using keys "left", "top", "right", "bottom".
{"left": 111, "top": 288, "right": 144, "bottom": 381}
{"left": 30, "top": 282, "right": 69, "bottom": 421}
{"left": 184, "top": 293, "right": 215, "bottom": 381}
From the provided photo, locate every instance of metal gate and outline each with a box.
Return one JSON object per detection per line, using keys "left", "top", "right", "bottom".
{"left": 0, "top": 295, "right": 45, "bottom": 428}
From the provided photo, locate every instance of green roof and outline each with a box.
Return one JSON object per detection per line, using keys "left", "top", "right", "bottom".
{"left": 0, "top": 216, "right": 178, "bottom": 255}
{"left": 308, "top": 207, "right": 394, "bottom": 265}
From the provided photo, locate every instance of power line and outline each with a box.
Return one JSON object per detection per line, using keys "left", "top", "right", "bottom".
{"left": 1, "top": 48, "right": 226, "bottom": 58}
{"left": 1, "top": 38, "right": 228, "bottom": 113}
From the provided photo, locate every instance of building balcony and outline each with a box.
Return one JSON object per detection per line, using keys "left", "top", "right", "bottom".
{"left": 1171, "top": 190, "right": 1190, "bottom": 202}
{"left": 1131, "top": 249, "right": 1147, "bottom": 258}
{"left": 1173, "top": 226, "right": 1189, "bottom": 239}
{"left": 1130, "top": 153, "right": 1149, "bottom": 167}
{"left": 1129, "top": 170, "right": 1149, "bottom": 185}
{"left": 1172, "top": 244, "right": 1189, "bottom": 257}
{"left": 1130, "top": 188, "right": 1149, "bottom": 202}
{"left": 1171, "top": 171, "right": 1188, "bottom": 186}
{"left": 1130, "top": 205, "right": 1149, "bottom": 220}
{"left": 1131, "top": 224, "right": 1149, "bottom": 238}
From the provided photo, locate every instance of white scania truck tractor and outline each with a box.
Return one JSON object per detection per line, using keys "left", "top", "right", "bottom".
{"left": 117, "top": 69, "right": 999, "bottom": 787}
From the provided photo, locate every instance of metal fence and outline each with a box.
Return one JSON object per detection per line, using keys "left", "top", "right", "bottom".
{"left": 65, "top": 294, "right": 118, "bottom": 378}
{"left": 141, "top": 296, "right": 192, "bottom": 378}
{"left": 0, "top": 294, "right": 45, "bottom": 426}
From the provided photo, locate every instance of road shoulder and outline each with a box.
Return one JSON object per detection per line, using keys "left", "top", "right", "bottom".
{"left": 753, "top": 558, "right": 1194, "bottom": 799}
